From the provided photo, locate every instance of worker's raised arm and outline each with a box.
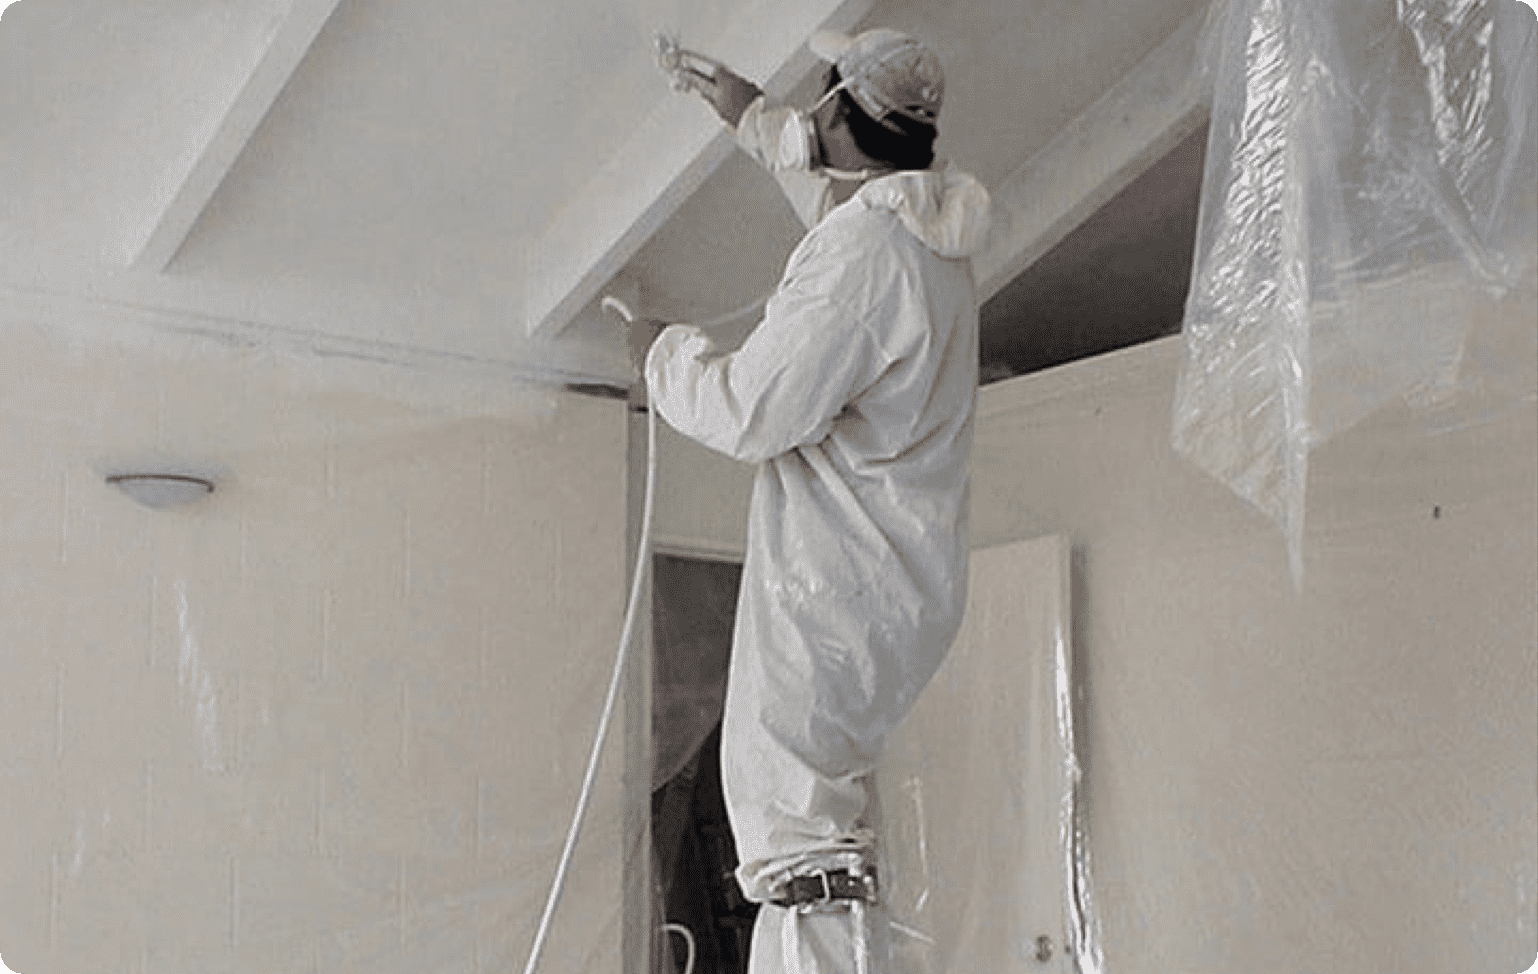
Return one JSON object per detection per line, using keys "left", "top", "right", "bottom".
{"left": 687, "top": 64, "right": 763, "bottom": 128}
{"left": 733, "top": 96, "right": 830, "bottom": 228}
{"left": 671, "top": 53, "right": 830, "bottom": 228}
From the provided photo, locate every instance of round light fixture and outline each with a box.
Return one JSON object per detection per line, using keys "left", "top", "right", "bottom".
{"left": 106, "top": 473, "right": 215, "bottom": 509}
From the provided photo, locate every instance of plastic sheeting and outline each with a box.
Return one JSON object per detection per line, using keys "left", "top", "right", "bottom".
{"left": 874, "top": 534, "right": 1098, "bottom": 974}
{"left": 0, "top": 320, "right": 635, "bottom": 974}
{"left": 1174, "top": 0, "right": 1538, "bottom": 581}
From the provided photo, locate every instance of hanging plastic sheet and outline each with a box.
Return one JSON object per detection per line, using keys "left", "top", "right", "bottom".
{"left": 873, "top": 534, "right": 1099, "bottom": 974}
{"left": 1173, "top": 0, "right": 1538, "bottom": 582}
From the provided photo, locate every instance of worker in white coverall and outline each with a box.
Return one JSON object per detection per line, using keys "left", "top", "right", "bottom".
{"left": 627, "top": 29, "right": 991, "bottom": 973}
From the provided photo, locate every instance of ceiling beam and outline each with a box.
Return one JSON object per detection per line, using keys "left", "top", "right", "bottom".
{"left": 525, "top": 0, "right": 875, "bottom": 341}
{"left": 973, "top": 7, "right": 1213, "bottom": 304}
{"left": 129, "top": 0, "right": 344, "bottom": 273}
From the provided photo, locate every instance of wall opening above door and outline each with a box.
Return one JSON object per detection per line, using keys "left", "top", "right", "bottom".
{"left": 980, "top": 123, "right": 1209, "bottom": 384}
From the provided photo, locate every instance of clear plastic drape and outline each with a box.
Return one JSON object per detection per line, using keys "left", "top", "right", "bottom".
{"left": 875, "top": 534, "right": 1096, "bottom": 974}
{"left": 1174, "top": 0, "right": 1538, "bottom": 582}
{"left": 0, "top": 320, "right": 635, "bottom": 974}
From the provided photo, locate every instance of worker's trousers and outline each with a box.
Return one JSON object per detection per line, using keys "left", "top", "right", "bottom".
{"left": 747, "top": 899, "right": 892, "bottom": 974}
{"left": 720, "top": 615, "right": 940, "bottom": 973}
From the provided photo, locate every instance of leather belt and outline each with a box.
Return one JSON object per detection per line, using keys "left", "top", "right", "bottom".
{"left": 768, "top": 867, "right": 879, "bottom": 909}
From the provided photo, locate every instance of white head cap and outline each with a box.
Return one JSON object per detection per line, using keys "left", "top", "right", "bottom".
{"left": 809, "top": 28, "right": 945, "bottom": 132}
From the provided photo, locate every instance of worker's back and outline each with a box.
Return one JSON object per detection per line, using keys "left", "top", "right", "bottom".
{"left": 643, "top": 162, "right": 993, "bottom": 911}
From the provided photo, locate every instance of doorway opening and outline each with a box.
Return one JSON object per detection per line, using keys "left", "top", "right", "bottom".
{"left": 650, "top": 553, "right": 757, "bottom": 974}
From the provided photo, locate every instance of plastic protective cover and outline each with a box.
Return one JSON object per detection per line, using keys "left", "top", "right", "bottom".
{"left": 0, "top": 321, "right": 635, "bottom": 974}
{"left": 1174, "top": 0, "right": 1538, "bottom": 582}
{"left": 874, "top": 534, "right": 1098, "bottom": 974}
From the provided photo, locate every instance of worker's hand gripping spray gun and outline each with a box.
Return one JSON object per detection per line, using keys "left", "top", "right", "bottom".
{"left": 603, "top": 296, "right": 667, "bottom": 411}
{"left": 654, "top": 33, "right": 764, "bottom": 128}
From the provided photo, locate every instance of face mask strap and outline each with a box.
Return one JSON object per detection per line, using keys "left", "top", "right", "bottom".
{"left": 810, "top": 79, "right": 850, "bottom": 115}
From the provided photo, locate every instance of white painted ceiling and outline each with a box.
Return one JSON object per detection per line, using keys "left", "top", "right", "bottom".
{"left": 0, "top": 0, "right": 1211, "bottom": 388}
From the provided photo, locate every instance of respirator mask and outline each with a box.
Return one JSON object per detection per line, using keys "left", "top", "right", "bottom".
{"left": 773, "top": 82, "right": 887, "bottom": 182}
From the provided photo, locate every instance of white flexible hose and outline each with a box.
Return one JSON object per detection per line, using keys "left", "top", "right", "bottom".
{"left": 522, "top": 293, "right": 768, "bottom": 974}
{"left": 522, "top": 297, "right": 659, "bottom": 974}
{"left": 661, "top": 923, "right": 698, "bottom": 974}
{"left": 604, "top": 294, "right": 768, "bottom": 333}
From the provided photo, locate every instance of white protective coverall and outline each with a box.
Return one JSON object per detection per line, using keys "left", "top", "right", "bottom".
{"left": 645, "top": 95, "right": 991, "bottom": 973}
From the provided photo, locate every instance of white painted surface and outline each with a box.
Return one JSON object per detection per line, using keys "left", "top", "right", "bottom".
{"left": 0, "top": 317, "right": 631, "bottom": 973}
{"left": 1, "top": 0, "right": 1216, "bottom": 383}
{"left": 972, "top": 6, "right": 1211, "bottom": 303}
{"left": 0, "top": 0, "right": 292, "bottom": 273}
{"left": 651, "top": 420, "right": 754, "bottom": 561}
{"left": 969, "top": 323, "right": 1536, "bottom": 969}
{"left": 132, "top": 0, "right": 346, "bottom": 272}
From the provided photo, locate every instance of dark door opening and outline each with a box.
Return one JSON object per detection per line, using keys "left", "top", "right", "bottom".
{"left": 650, "top": 554, "right": 758, "bottom": 974}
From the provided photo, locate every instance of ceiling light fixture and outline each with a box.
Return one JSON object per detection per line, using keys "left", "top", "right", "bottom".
{"left": 106, "top": 473, "right": 216, "bottom": 509}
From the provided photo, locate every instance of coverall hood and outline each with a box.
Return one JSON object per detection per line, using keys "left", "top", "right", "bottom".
{"left": 854, "top": 164, "right": 992, "bottom": 259}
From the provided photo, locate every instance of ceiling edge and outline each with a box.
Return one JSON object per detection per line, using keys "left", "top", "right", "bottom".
{"left": 129, "top": 0, "right": 346, "bottom": 273}
{"left": 523, "top": 0, "right": 876, "bottom": 341}
{"left": 974, "top": 6, "right": 1213, "bottom": 305}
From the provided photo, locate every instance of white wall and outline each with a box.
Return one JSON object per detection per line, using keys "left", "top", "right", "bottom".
{"left": 0, "top": 316, "right": 631, "bottom": 974}
{"left": 974, "top": 323, "right": 1536, "bottom": 973}
{"left": 654, "top": 289, "right": 1538, "bottom": 972}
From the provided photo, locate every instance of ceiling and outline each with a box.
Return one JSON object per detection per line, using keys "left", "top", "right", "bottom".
{"left": 0, "top": 0, "right": 1213, "bottom": 388}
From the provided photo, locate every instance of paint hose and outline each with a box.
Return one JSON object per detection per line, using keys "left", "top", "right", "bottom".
{"left": 661, "top": 923, "right": 697, "bottom": 974}
{"left": 604, "top": 294, "right": 768, "bottom": 332}
{"left": 523, "top": 293, "right": 770, "bottom": 974}
{"left": 521, "top": 296, "right": 660, "bottom": 974}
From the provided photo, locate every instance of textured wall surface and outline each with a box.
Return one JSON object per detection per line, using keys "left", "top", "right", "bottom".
{"left": 0, "top": 319, "right": 629, "bottom": 974}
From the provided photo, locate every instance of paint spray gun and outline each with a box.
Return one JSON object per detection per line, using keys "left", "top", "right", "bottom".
{"left": 654, "top": 33, "right": 764, "bottom": 129}
{"left": 653, "top": 33, "right": 726, "bottom": 103}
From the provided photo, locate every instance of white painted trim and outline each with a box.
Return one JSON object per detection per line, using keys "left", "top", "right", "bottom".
{"left": 974, "top": 6, "right": 1213, "bottom": 304}
{"left": 524, "top": 0, "right": 875, "bottom": 340}
{"left": 0, "top": 280, "right": 613, "bottom": 388}
{"left": 977, "top": 334, "right": 1184, "bottom": 419}
{"left": 130, "top": 0, "right": 344, "bottom": 272}
{"left": 650, "top": 534, "right": 747, "bottom": 564}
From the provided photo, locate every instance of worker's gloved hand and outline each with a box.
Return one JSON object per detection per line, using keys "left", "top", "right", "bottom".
{"left": 692, "top": 64, "right": 763, "bottom": 129}
{"left": 625, "top": 318, "right": 668, "bottom": 408}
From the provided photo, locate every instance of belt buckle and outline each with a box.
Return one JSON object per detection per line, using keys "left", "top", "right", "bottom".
{"left": 812, "top": 869, "right": 836, "bottom": 906}
{"left": 794, "top": 868, "right": 839, "bottom": 914}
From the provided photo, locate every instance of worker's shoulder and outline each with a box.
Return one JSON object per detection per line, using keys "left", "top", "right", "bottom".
{"left": 812, "top": 201, "right": 926, "bottom": 260}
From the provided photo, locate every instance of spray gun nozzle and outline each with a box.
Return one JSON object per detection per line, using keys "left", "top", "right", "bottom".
{"left": 653, "top": 33, "right": 722, "bottom": 96}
